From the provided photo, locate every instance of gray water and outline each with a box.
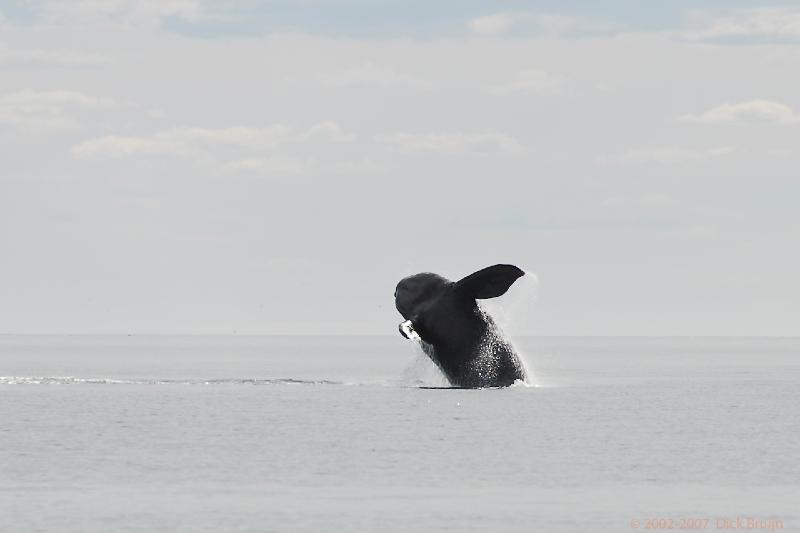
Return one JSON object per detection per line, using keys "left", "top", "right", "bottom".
{"left": 1, "top": 336, "right": 798, "bottom": 532}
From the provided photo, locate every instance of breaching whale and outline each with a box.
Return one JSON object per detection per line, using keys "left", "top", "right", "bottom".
{"left": 395, "top": 264, "right": 527, "bottom": 388}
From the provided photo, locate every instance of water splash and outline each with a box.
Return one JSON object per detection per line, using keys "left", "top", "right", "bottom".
{"left": 400, "top": 340, "right": 449, "bottom": 387}
{"left": 477, "top": 270, "right": 540, "bottom": 386}
{"left": 479, "top": 270, "right": 540, "bottom": 337}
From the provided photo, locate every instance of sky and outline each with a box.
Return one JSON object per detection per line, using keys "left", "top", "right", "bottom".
{"left": 1, "top": 0, "right": 798, "bottom": 335}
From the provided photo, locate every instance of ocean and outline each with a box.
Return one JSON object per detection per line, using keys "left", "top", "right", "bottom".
{"left": 1, "top": 335, "right": 798, "bottom": 532}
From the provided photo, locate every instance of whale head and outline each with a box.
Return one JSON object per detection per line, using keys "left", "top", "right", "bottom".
{"left": 394, "top": 272, "right": 450, "bottom": 323}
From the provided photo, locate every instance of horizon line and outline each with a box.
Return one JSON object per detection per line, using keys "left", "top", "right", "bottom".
{"left": 1, "top": 333, "right": 798, "bottom": 339}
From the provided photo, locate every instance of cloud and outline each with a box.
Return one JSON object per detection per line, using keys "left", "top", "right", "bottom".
{"left": 72, "top": 122, "right": 368, "bottom": 178}
{"left": 686, "top": 8, "right": 800, "bottom": 42}
{"left": 603, "top": 193, "right": 674, "bottom": 208}
{"left": 488, "top": 69, "right": 563, "bottom": 95}
{"left": 296, "top": 121, "right": 355, "bottom": 143}
{"left": 322, "top": 63, "right": 436, "bottom": 90}
{"left": 378, "top": 131, "right": 524, "bottom": 155}
{"left": 766, "top": 148, "right": 794, "bottom": 159}
{"left": 327, "top": 157, "right": 385, "bottom": 176}
{"left": 688, "top": 225, "right": 718, "bottom": 240}
{"left": 40, "top": 0, "right": 217, "bottom": 29}
{"left": 71, "top": 122, "right": 355, "bottom": 159}
{"left": 221, "top": 155, "right": 384, "bottom": 178}
{"left": 640, "top": 193, "right": 674, "bottom": 207}
{"left": 221, "top": 156, "right": 311, "bottom": 177}
{"left": 0, "top": 105, "right": 75, "bottom": 132}
{"left": 0, "top": 42, "right": 111, "bottom": 67}
{"left": 1, "top": 89, "right": 121, "bottom": 109}
{"left": 469, "top": 14, "right": 514, "bottom": 35}
{"left": 0, "top": 89, "right": 125, "bottom": 132}
{"left": 600, "top": 146, "right": 733, "bottom": 165}
{"left": 72, "top": 132, "right": 192, "bottom": 158}
{"left": 468, "top": 12, "right": 615, "bottom": 37}
{"left": 678, "top": 100, "right": 800, "bottom": 124}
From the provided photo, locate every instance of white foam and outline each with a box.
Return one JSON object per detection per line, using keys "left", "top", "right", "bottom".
{"left": 478, "top": 270, "right": 540, "bottom": 386}
{"left": 399, "top": 340, "right": 449, "bottom": 387}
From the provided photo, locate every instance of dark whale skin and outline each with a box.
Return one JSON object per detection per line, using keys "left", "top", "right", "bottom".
{"left": 395, "top": 264, "right": 527, "bottom": 388}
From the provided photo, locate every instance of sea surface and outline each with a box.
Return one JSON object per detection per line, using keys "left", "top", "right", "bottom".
{"left": 1, "top": 335, "right": 798, "bottom": 532}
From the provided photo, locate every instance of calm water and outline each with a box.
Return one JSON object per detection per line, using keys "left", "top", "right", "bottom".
{"left": 1, "top": 336, "right": 798, "bottom": 532}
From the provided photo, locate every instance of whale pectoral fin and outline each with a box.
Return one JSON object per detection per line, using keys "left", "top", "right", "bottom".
{"left": 455, "top": 264, "right": 525, "bottom": 299}
{"left": 399, "top": 319, "right": 419, "bottom": 340}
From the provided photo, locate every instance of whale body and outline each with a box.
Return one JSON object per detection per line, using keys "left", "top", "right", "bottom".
{"left": 395, "top": 264, "right": 527, "bottom": 388}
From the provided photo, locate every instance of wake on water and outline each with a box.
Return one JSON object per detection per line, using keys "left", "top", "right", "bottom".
{"left": 0, "top": 376, "right": 348, "bottom": 386}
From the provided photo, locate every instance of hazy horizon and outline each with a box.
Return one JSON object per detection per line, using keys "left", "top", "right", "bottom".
{"left": 2, "top": 333, "right": 799, "bottom": 338}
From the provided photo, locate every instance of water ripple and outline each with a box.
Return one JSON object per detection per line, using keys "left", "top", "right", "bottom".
{"left": 0, "top": 376, "right": 346, "bottom": 386}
